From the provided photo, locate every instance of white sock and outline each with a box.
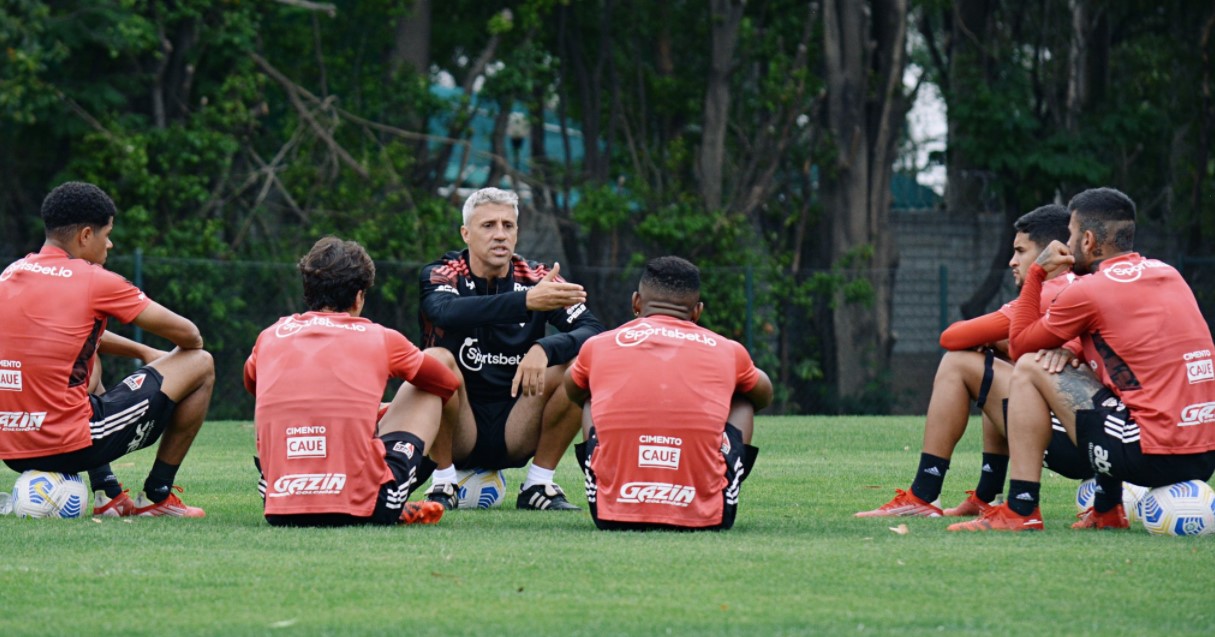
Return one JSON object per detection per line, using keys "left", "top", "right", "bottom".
{"left": 523, "top": 465, "right": 555, "bottom": 490}
{"left": 433, "top": 466, "right": 458, "bottom": 485}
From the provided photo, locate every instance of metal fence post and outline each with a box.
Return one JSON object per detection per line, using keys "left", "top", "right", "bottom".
{"left": 939, "top": 264, "right": 948, "bottom": 335}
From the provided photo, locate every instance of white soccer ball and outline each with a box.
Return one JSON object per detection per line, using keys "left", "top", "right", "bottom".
{"left": 1137, "top": 480, "right": 1215, "bottom": 536}
{"left": 455, "top": 468, "right": 507, "bottom": 509}
{"left": 10, "top": 471, "right": 89, "bottom": 519}
{"left": 1074, "top": 478, "right": 1148, "bottom": 523}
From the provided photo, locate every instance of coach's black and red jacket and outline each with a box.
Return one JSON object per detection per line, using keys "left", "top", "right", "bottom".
{"left": 419, "top": 250, "right": 605, "bottom": 403}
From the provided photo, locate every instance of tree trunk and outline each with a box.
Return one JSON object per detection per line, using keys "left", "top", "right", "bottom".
{"left": 820, "top": 0, "right": 908, "bottom": 410}
{"left": 389, "top": 0, "right": 431, "bottom": 77}
{"left": 699, "top": 0, "right": 744, "bottom": 212}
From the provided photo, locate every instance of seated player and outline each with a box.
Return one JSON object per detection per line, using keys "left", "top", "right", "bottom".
{"left": 856, "top": 204, "right": 1092, "bottom": 518}
{"left": 419, "top": 187, "right": 605, "bottom": 510}
{"left": 564, "top": 256, "right": 773, "bottom": 530}
{"left": 244, "top": 237, "right": 459, "bottom": 526}
{"left": 0, "top": 182, "right": 215, "bottom": 517}
{"left": 951, "top": 187, "right": 1215, "bottom": 532}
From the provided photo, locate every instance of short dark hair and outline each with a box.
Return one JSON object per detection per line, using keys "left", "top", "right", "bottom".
{"left": 1013, "top": 204, "right": 1070, "bottom": 248}
{"left": 639, "top": 256, "right": 701, "bottom": 300}
{"left": 1068, "top": 187, "right": 1136, "bottom": 251}
{"left": 41, "top": 182, "right": 117, "bottom": 241}
{"left": 299, "top": 237, "right": 376, "bottom": 312}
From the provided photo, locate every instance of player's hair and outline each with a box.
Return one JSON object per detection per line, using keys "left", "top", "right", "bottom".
{"left": 640, "top": 256, "right": 701, "bottom": 301}
{"left": 1068, "top": 187, "right": 1136, "bottom": 251}
{"left": 1013, "top": 204, "right": 1070, "bottom": 248}
{"left": 462, "top": 187, "right": 519, "bottom": 225}
{"left": 41, "top": 182, "right": 117, "bottom": 241}
{"left": 298, "top": 236, "right": 376, "bottom": 312}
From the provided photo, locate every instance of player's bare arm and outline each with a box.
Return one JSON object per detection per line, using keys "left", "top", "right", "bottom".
{"left": 132, "top": 301, "right": 204, "bottom": 350}
{"left": 512, "top": 344, "right": 549, "bottom": 398}
{"left": 563, "top": 367, "right": 590, "bottom": 407}
{"left": 99, "top": 331, "right": 168, "bottom": 364}
{"left": 525, "top": 262, "right": 587, "bottom": 311}
{"left": 743, "top": 369, "right": 775, "bottom": 410}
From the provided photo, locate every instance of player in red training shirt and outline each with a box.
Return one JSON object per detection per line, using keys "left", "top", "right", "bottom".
{"left": 564, "top": 256, "right": 773, "bottom": 530}
{"left": 952, "top": 187, "right": 1215, "bottom": 532}
{"left": 857, "top": 204, "right": 1093, "bottom": 519}
{"left": 0, "top": 182, "right": 214, "bottom": 517}
{"left": 244, "top": 237, "right": 459, "bottom": 526}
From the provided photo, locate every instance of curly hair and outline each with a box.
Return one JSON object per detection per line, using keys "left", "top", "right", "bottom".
{"left": 299, "top": 237, "right": 376, "bottom": 312}
{"left": 640, "top": 256, "right": 701, "bottom": 300}
{"left": 41, "top": 182, "right": 117, "bottom": 240}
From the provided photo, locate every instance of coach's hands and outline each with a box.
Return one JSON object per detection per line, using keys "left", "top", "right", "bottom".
{"left": 512, "top": 344, "right": 549, "bottom": 398}
{"left": 1035, "top": 240, "right": 1075, "bottom": 276}
{"left": 525, "top": 263, "right": 587, "bottom": 311}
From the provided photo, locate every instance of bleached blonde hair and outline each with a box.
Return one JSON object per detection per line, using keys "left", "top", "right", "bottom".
{"left": 462, "top": 187, "right": 519, "bottom": 225}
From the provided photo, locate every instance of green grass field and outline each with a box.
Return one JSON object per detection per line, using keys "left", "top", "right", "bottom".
{"left": 2, "top": 416, "right": 1213, "bottom": 636}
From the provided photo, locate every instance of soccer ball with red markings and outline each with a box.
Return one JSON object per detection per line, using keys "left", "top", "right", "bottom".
{"left": 1136, "top": 480, "right": 1215, "bottom": 536}
{"left": 9, "top": 471, "right": 89, "bottom": 519}
{"left": 456, "top": 468, "right": 507, "bottom": 509}
{"left": 1074, "top": 479, "right": 1149, "bottom": 524}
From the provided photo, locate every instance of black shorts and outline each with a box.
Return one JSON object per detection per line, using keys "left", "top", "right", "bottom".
{"left": 5, "top": 367, "right": 175, "bottom": 474}
{"left": 456, "top": 397, "right": 528, "bottom": 470}
{"left": 264, "top": 432, "right": 428, "bottom": 527}
{"left": 1075, "top": 387, "right": 1215, "bottom": 488}
{"left": 574, "top": 423, "right": 759, "bottom": 532}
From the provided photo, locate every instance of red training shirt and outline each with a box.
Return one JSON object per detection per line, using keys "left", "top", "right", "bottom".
{"left": 0, "top": 245, "right": 150, "bottom": 459}
{"left": 245, "top": 312, "right": 429, "bottom": 517}
{"left": 568, "top": 314, "right": 761, "bottom": 528}
{"left": 1011, "top": 254, "right": 1215, "bottom": 454}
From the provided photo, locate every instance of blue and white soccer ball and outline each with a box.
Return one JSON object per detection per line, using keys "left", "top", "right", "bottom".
{"left": 9, "top": 470, "right": 89, "bottom": 519}
{"left": 1074, "top": 479, "right": 1148, "bottom": 524}
{"left": 456, "top": 468, "right": 507, "bottom": 509}
{"left": 1136, "top": 480, "right": 1215, "bottom": 537}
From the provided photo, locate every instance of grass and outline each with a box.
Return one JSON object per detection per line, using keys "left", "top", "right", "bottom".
{"left": 2, "top": 416, "right": 1213, "bottom": 636}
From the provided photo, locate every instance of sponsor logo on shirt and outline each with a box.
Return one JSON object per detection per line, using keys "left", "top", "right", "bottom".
{"left": 286, "top": 425, "right": 327, "bottom": 435}
{"left": 0, "top": 259, "right": 74, "bottom": 282}
{"left": 274, "top": 315, "right": 367, "bottom": 338}
{"left": 618, "top": 482, "right": 696, "bottom": 507}
{"left": 1102, "top": 258, "right": 1167, "bottom": 284}
{"left": 458, "top": 337, "right": 523, "bottom": 372}
{"left": 287, "top": 436, "right": 327, "bottom": 458}
{"left": 639, "top": 434, "right": 682, "bottom": 445}
{"left": 122, "top": 373, "right": 146, "bottom": 392}
{"left": 268, "top": 473, "right": 347, "bottom": 497}
{"left": 614, "top": 322, "right": 718, "bottom": 348}
{"left": 638, "top": 445, "right": 681, "bottom": 470}
{"left": 0, "top": 370, "right": 21, "bottom": 392}
{"left": 436, "top": 284, "right": 458, "bottom": 295}
{"left": 566, "top": 303, "right": 587, "bottom": 322}
{"left": 514, "top": 282, "right": 530, "bottom": 292}
{"left": 1184, "top": 350, "right": 1214, "bottom": 384}
{"left": 0, "top": 411, "right": 46, "bottom": 431}
{"left": 1179, "top": 402, "right": 1215, "bottom": 427}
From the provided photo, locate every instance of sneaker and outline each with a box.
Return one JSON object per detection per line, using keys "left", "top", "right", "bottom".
{"left": 947, "top": 501, "right": 1043, "bottom": 532}
{"left": 854, "top": 488, "right": 943, "bottom": 518}
{"left": 133, "top": 487, "right": 206, "bottom": 518}
{"left": 517, "top": 482, "right": 580, "bottom": 510}
{"left": 424, "top": 482, "right": 459, "bottom": 510}
{"left": 398, "top": 501, "right": 445, "bottom": 525}
{"left": 943, "top": 491, "right": 999, "bottom": 517}
{"left": 1072, "top": 504, "right": 1129, "bottom": 529}
{"left": 93, "top": 489, "right": 137, "bottom": 517}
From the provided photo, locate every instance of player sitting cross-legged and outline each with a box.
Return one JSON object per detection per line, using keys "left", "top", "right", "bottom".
{"left": 856, "top": 204, "right": 1094, "bottom": 519}
{"left": 564, "top": 256, "right": 773, "bottom": 530}
{"left": 244, "top": 237, "right": 459, "bottom": 526}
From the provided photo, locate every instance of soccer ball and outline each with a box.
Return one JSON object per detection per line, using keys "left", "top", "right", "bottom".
{"left": 456, "top": 468, "right": 507, "bottom": 509}
{"left": 1074, "top": 479, "right": 1148, "bottom": 523}
{"left": 9, "top": 471, "right": 89, "bottom": 519}
{"left": 1136, "top": 480, "right": 1215, "bottom": 536}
